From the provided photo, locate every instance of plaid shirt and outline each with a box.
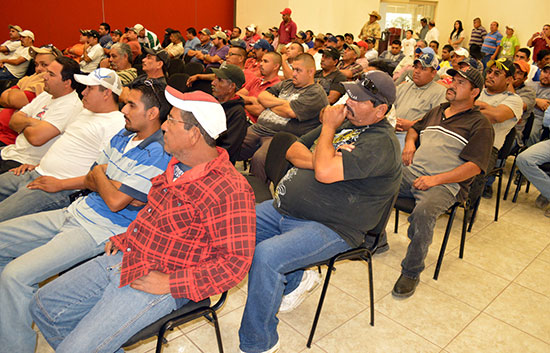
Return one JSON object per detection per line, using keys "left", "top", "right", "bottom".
{"left": 111, "top": 147, "right": 256, "bottom": 302}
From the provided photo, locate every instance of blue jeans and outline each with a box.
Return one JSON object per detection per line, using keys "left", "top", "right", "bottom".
{"left": 0, "top": 169, "right": 74, "bottom": 222}
{"left": 238, "top": 201, "right": 351, "bottom": 352}
{"left": 481, "top": 53, "right": 493, "bottom": 68}
{"left": 399, "top": 168, "right": 456, "bottom": 278}
{"left": 0, "top": 68, "right": 16, "bottom": 80}
{"left": 517, "top": 139, "right": 550, "bottom": 200}
{"left": 0, "top": 209, "right": 104, "bottom": 353}
{"left": 30, "top": 253, "right": 182, "bottom": 353}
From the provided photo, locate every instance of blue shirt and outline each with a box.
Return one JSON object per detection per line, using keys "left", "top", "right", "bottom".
{"left": 481, "top": 31, "right": 503, "bottom": 55}
{"left": 68, "top": 128, "right": 171, "bottom": 244}
{"left": 184, "top": 37, "right": 200, "bottom": 55}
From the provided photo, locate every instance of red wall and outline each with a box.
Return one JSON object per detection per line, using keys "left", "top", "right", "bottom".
{"left": 1, "top": 0, "right": 235, "bottom": 50}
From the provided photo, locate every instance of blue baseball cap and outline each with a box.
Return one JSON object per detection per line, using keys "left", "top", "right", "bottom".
{"left": 414, "top": 51, "right": 439, "bottom": 69}
{"left": 253, "top": 39, "right": 273, "bottom": 51}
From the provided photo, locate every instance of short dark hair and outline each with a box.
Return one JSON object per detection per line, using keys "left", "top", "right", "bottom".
{"left": 537, "top": 49, "right": 550, "bottom": 62}
{"left": 233, "top": 26, "right": 242, "bottom": 35}
{"left": 306, "top": 30, "right": 314, "bottom": 38}
{"left": 430, "top": 40, "right": 439, "bottom": 49}
{"left": 336, "top": 35, "right": 345, "bottom": 41}
{"left": 391, "top": 39, "right": 401, "bottom": 46}
{"left": 129, "top": 81, "right": 170, "bottom": 123}
{"left": 442, "top": 44, "right": 454, "bottom": 52}
{"left": 186, "top": 27, "right": 197, "bottom": 36}
{"left": 55, "top": 56, "right": 80, "bottom": 89}
{"left": 179, "top": 110, "right": 216, "bottom": 147}
{"left": 100, "top": 22, "right": 110, "bottom": 33}
{"left": 290, "top": 42, "right": 305, "bottom": 53}
{"left": 344, "top": 33, "right": 354, "bottom": 40}
{"left": 97, "top": 85, "right": 119, "bottom": 104}
{"left": 421, "top": 18, "right": 427, "bottom": 24}
{"left": 518, "top": 48, "right": 531, "bottom": 59}
{"left": 406, "top": 29, "right": 413, "bottom": 35}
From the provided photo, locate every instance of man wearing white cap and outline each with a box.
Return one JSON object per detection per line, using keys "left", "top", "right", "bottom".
{"left": 244, "top": 24, "right": 261, "bottom": 51}
{"left": 0, "top": 30, "right": 34, "bottom": 80}
{"left": 0, "top": 79, "right": 171, "bottom": 353}
{"left": 134, "top": 23, "right": 161, "bottom": 50}
{"left": 0, "top": 68, "right": 126, "bottom": 222}
{"left": 0, "top": 25, "right": 22, "bottom": 59}
{"left": 31, "top": 87, "right": 256, "bottom": 353}
{"left": 0, "top": 56, "right": 82, "bottom": 174}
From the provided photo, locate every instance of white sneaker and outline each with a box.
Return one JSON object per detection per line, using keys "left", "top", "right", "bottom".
{"left": 279, "top": 270, "right": 322, "bottom": 313}
{"left": 240, "top": 340, "right": 280, "bottom": 353}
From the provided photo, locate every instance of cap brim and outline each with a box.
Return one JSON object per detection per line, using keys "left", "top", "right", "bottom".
{"left": 74, "top": 74, "right": 100, "bottom": 87}
{"left": 341, "top": 81, "right": 378, "bottom": 102}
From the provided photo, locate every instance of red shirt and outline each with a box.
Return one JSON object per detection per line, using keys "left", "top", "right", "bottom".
{"left": 531, "top": 37, "right": 550, "bottom": 63}
{"left": 245, "top": 58, "right": 261, "bottom": 77}
{"left": 0, "top": 86, "right": 36, "bottom": 145}
{"left": 111, "top": 148, "right": 256, "bottom": 302}
{"left": 243, "top": 75, "right": 281, "bottom": 122}
{"left": 278, "top": 20, "right": 297, "bottom": 45}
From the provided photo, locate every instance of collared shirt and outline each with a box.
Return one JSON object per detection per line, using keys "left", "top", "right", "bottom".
{"left": 278, "top": 20, "right": 297, "bottom": 45}
{"left": 481, "top": 31, "right": 503, "bottom": 55}
{"left": 395, "top": 80, "right": 447, "bottom": 123}
{"left": 531, "top": 36, "right": 550, "bottom": 63}
{"left": 206, "top": 45, "right": 229, "bottom": 69}
{"left": 337, "top": 61, "right": 364, "bottom": 80}
{"left": 69, "top": 129, "right": 171, "bottom": 244}
{"left": 183, "top": 36, "right": 200, "bottom": 56}
{"left": 111, "top": 148, "right": 256, "bottom": 302}
{"left": 470, "top": 26, "right": 487, "bottom": 46}
{"left": 242, "top": 75, "right": 281, "bottom": 122}
{"left": 360, "top": 21, "right": 381, "bottom": 40}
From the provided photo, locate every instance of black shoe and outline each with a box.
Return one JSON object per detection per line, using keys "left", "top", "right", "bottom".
{"left": 482, "top": 185, "right": 493, "bottom": 199}
{"left": 392, "top": 274, "right": 419, "bottom": 298}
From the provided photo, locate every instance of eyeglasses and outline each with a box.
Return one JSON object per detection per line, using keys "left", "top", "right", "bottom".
{"left": 166, "top": 114, "right": 185, "bottom": 124}
{"left": 143, "top": 79, "right": 162, "bottom": 106}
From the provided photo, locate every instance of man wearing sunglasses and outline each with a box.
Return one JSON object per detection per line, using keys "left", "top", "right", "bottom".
{"left": 239, "top": 71, "right": 401, "bottom": 353}
{"left": 395, "top": 67, "right": 494, "bottom": 298}
{"left": 0, "top": 79, "right": 171, "bottom": 353}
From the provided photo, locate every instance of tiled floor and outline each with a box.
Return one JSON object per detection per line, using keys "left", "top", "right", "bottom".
{"left": 35, "top": 169, "right": 550, "bottom": 353}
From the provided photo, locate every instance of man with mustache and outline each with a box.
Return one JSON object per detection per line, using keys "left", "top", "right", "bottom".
{"left": 395, "top": 67, "right": 494, "bottom": 298}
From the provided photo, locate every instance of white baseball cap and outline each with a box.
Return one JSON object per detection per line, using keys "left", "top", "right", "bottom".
{"left": 19, "top": 30, "right": 34, "bottom": 41}
{"left": 74, "top": 68, "right": 122, "bottom": 96}
{"left": 164, "top": 86, "right": 227, "bottom": 139}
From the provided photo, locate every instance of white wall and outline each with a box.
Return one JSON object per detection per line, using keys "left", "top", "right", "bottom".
{"left": 236, "top": 0, "right": 550, "bottom": 55}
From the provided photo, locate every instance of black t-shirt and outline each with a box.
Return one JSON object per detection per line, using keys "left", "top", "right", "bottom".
{"left": 274, "top": 119, "right": 402, "bottom": 247}
{"left": 314, "top": 69, "right": 347, "bottom": 97}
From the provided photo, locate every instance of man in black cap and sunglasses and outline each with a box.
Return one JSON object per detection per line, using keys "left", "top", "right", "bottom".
{"left": 238, "top": 70, "right": 401, "bottom": 352}
{"left": 395, "top": 67, "right": 495, "bottom": 298}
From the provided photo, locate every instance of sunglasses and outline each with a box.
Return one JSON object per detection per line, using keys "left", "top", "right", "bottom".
{"left": 143, "top": 79, "right": 162, "bottom": 106}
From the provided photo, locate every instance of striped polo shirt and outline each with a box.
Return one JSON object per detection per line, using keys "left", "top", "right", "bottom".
{"left": 68, "top": 128, "right": 171, "bottom": 244}
{"left": 481, "top": 31, "right": 503, "bottom": 55}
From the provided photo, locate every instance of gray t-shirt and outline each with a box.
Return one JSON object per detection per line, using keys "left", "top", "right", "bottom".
{"left": 514, "top": 84, "right": 536, "bottom": 140}
{"left": 314, "top": 69, "right": 346, "bottom": 97}
{"left": 274, "top": 119, "right": 402, "bottom": 247}
{"left": 528, "top": 82, "right": 550, "bottom": 123}
{"left": 478, "top": 89, "right": 523, "bottom": 149}
{"left": 252, "top": 80, "right": 328, "bottom": 137}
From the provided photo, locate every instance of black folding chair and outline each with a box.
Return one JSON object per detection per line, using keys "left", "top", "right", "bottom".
{"left": 299, "top": 192, "right": 398, "bottom": 347}
{"left": 504, "top": 112, "right": 535, "bottom": 200}
{"left": 122, "top": 292, "right": 227, "bottom": 353}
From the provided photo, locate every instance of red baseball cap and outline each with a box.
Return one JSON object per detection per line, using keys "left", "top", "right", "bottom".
{"left": 280, "top": 8, "right": 292, "bottom": 15}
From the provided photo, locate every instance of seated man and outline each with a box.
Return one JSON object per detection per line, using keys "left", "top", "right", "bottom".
{"left": 314, "top": 46, "right": 347, "bottom": 104}
{"left": 0, "top": 45, "right": 61, "bottom": 147}
{"left": 135, "top": 23, "right": 161, "bottom": 50}
{"left": 393, "top": 51, "right": 446, "bottom": 148}
{"left": 165, "top": 30, "right": 184, "bottom": 58}
{"left": 79, "top": 30, "right": 104, "bottom": 74}
{"left": 0, "top": 30, "right": 33, "bottom": 80}
{"left": 364, "top": 37, "right": 379, "bottom": 62}
{"left": 211, "top": 64, "right": 248, "bottom": 162}
{"left": 280, "top": 41, "right": 304, "bottom": 79}
{"left": 245, "top": 39, "right": 272, "bottom": 77}
{"left": 238, "top": 71, "right": 402, "bottom": 353}
{"left": 394, "top": 67, "right": 494, "bottom": 298}
{"left": 187, "top": 28, "right": 214, "bottom": 65}
{"left": 0, "top": 25, "right": 21, "bottom": 59}
{"left": 195, "top": 31, "right": 229, "bottom": 69}
{"left": 517, "top": 139, "right": 550, "bottom": 217}
{"left": 0, "top": 57, "right": 82, "bottom": 174}
{"left": 526, "top": 62, "right": 550, "bottom": 145}
{"left": 238, "top": 51, "right": 282, "bottom": 123}
{"left": 0, "top": 68, "right": 125, "bottom": 222}
{"left": 0, "top": 80, "right": 172, "bottom": 353}
{"left": 476, "top": 58, "right": 523, "bottom": 198}
{"left": 119, "top": 48, "right": 168, "bottom": 103}
{"left": 510, "top": 60, "right": 536, "bottom": 146}
{"left": 239, "top": 53, "right": 328, "bottom": 183}
{"left": 378, "top": 39, "right": 405, "bottom": 74}
{"left": 338, "top": 43, "right": 364, "bottom": 80}
{"left": 121, "top": 26, "right": 142, "bottom": 61}
{"left": 107, "top": 42, "right": 138, "bottom": 85}
{"left": 30, "top": 88, "right": 256, "bottom": 353}
{"left": 183, "top": 27, "right": 200, "bottom": 57}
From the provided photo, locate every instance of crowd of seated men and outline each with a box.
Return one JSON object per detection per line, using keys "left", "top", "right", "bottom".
{"left": 0, "top": 10, "right": 549, "bottom": 353}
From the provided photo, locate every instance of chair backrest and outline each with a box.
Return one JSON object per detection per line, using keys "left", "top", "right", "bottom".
{"left": 168, "top": 58, "right": 185, "bottom": 77}
{"left": 264, "top": 132, "right": 298, "bottom": 186}
{"left": 497, "top": 128, "right": 516, "bottom": 160}
{"left": 167, "top": 73, "right": 191, "bottom": 94}
{"left": 183, "top": 62, "right": 205, "bottom": 76}
{"left": 521, "top": 112, "right": 535, "bottom": 145}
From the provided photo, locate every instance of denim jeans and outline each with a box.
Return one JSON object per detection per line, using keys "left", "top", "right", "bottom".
{"left": 0, "top": 209, "right": 104, "bottom": 353}
{"left": 0, "top": 68, "right": 16, "bottom": 80}
{"left": 0, "top": 169, "right": 74, "bottom": 222}
{"left": 30, "top": 253, "right": 181, "bottom": 353}
{"left": 238, "top": 126, "right": 273, "bottom": 184}
{"left": 399, "top": 168, "right": 456, "bottom": 278}
{"left": 517, "top": 139, "right": 550, "bottom": 200}
{"left": 238, "top": 201, "right": 351, "bottom": 352}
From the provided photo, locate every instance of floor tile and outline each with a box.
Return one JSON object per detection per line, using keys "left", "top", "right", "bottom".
{"left": 376, "top": 283, "right": 479, "bottom": 347}
{"left": 537, "top": 245, "right": 550, "bottom": 264}
{"left": 446, "top": 313, "right": 549, "bottom": 353}
{"left": 514, "top": 258, "right": 550, "bottom": 297}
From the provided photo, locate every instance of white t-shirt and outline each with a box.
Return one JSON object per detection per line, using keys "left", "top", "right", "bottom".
{"left": 478, "top": 89, "right": 523, "bottom": 149}
{"left": 36, "top": 109, "right": 125, "bottom": 179}
{"left": 0, "top": 39, "right": 21, "bottom": 60}
{"left": 80, "top": 43, "right": 104, "bottom": 73}
{"left": 425, "top": 27, "right": 440, "bottom": 44}
{"left": 1, "top": 90, "right": 83, "bottom": 164}
{"left": 402, "top": 38, "right": 416, "bottom": 58}
{"left": 365, "top": 49, "right": 378, "bottom": 62}
{"left": 5, "top": 45, "right": 31, "bottom": 78}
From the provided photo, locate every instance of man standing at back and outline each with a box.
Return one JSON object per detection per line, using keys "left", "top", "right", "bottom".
{"left": 469, "top": 18, "right": 487, "bottom": 58}
{"left": 481, "top": 22, "right": 503, "bottom": 67}
{"left": 278, "top": 8, "right": 297, "bottom": 52}
{"left": 0, "top": 57, "right": 82, "bottom": 174}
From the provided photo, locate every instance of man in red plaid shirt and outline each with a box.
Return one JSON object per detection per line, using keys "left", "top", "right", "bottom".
{"left": 30, "top": 88, "right": 256, "bottom": 353}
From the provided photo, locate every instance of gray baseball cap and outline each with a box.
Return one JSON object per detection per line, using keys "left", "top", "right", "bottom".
{"left": 342, "top": 71, "right": 396, "bottom": 105}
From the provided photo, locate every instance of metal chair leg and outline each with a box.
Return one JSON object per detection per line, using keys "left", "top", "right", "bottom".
{"left": 367, "top": 252, "right": 374, "bottom": 326}
{"left": 467, "top": 197, "right": 480, "bottom": 233}
{"left": 394, "top": 209, "right": 399, "bottom": 233}
{"left": 211, "top": 310, "right": 224, "bottom": 353}
{"left": 495, "top": 171, "right": 502, "bottom": 221}
{"left": 460, "top": 206, "right": 468, "bottom": 259}
{"left": 503, "top": 156, "right": 517, "bottom": 200}
{"left": 433, "top": 206, "right": 457, "bottom": 280}
{"left": 512, "top": 174, "right": 523, "bottom": 203}
{"left": 307, "top": 258, "right": 336, "bottom": 348}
